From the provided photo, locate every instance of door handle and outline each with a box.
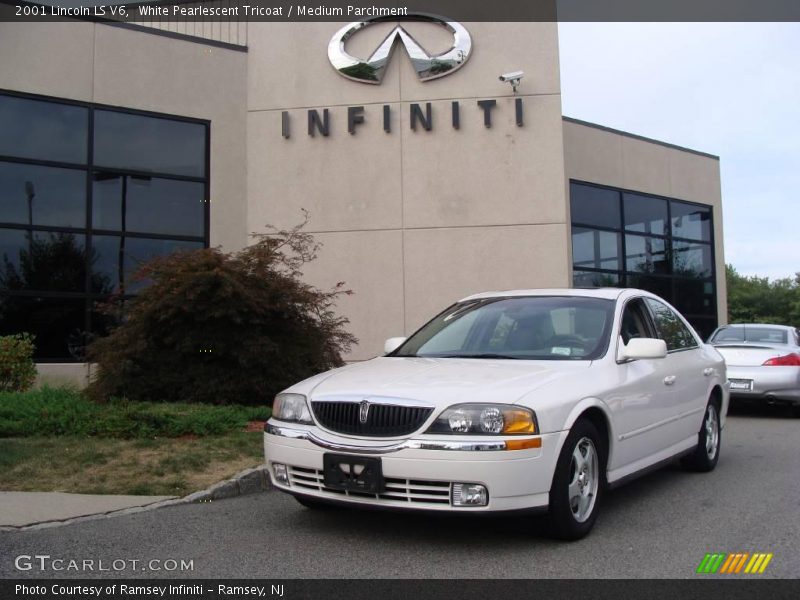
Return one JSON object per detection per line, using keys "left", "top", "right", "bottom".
{"left": 663, "top": 375, "right": 677, "bottom": 386}
{"left": 703, "top": 368, "right": 714, "bottom": 377}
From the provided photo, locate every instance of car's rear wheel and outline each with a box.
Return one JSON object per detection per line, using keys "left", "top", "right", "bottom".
{"left": 681, "top": 400, "right": 721, "bottom": 472}
{"left": 547, "top": 419, "right": 605, "bottom": 540}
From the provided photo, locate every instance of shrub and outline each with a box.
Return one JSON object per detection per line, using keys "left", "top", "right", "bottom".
{"left": 87, "top": 215, "right": 356, "bottom": 405}
{"left": 0, "top": 333, "right": 37, "bottom": 392}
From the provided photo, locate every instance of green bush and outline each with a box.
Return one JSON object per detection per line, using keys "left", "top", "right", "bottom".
{"left": 0, "top": 386, "right": 268, "bottom": 438}
{"left": 87, "top": 215, "right": 356, "bottom": 405}
{"left": 0, "top": 333, "right": 37, "bottom": 392}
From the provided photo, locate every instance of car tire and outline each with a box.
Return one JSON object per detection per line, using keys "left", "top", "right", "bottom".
{"left": 681, "top": 400, "right": 721, "bottom": 472}
{"left": 547, "top": 419, "right": 606, "bottom": 541}
{"left": 294, "top": 495, "right": 334, "bottom": 510}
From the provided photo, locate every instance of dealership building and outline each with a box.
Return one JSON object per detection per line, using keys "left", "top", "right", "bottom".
{"left": 0, "top": 13, "right": 725, "bottom": 385}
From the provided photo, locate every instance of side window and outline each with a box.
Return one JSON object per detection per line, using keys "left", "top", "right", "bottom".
{"left": 645, "top": 298, "right": 698, "bottom": 351}
{"left": 619, "top": 299, "right": 652, "bottom": 345}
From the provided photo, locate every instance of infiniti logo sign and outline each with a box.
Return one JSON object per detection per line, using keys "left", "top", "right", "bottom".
{"left": 328, "top": 14, "right": 473, "bottom": 84}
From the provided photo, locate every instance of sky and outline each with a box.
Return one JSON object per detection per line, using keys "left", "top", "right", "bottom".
{"left": 557, "top": 22, "right": 800, "bottom": 281}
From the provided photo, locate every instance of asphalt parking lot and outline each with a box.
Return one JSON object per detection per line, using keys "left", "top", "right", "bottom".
{"left": 1, "top": 403, "right": 798, "bottom": 579}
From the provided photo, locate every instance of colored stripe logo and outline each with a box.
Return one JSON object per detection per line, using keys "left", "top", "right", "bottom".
{"left": 696, "top": 552, "right": 773, "bottom": 574}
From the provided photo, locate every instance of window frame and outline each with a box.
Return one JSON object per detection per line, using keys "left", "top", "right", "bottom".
{"left": 569, "top": 179, "right": 718, "bottom": 340}
{"left": 0, "top": 89, "right": 210, "bottom": 362}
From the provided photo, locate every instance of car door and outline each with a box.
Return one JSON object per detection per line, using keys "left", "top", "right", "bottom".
{"left": 609, "top": 296, "right": 677, "bottom": 473}
{"left": 644, "top": 297, "right": 708, "bottom": 444}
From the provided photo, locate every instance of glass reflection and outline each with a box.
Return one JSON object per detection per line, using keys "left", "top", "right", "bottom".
{"left": 0, "top": 229, "right": 91, "bottom": 293}
{"left": 0, "top": 295, "right": 86, "bottom": 360}
{"left": 570, "top": 183, "right": 621, "bottom": 229}
{"left": 572, "top": 228, "right": 620, "bottom": 270}
{"left": 625, "top": 235, "right": 668, "bottom": 274}
{"left": 0, "top": 162, "right": 86, "bottom": 228}
{"left": 94, "top": 110, "right": 206, "bottom": 178}
{"left": 671, "top": 202, "right": 711, "bottom": 241}
{"left": 624, "top": 193, "right": 668, "bottom": 235}
{"left": 0, "top": 95, "right": 88, "bottom": 164}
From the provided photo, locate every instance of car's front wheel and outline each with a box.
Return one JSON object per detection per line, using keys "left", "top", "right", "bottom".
{"left": 547, "top": 419, "right": 605, "bottom": 540}
{"left": 681, "top": 400, "right": 721, "bottom": 472}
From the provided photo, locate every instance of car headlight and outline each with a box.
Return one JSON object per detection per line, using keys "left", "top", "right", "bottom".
{"left": 272, "top": 393, "right": 313, "bottom": 425}
{"left": 425, "top": 404, "right": 537, "bottom": 435}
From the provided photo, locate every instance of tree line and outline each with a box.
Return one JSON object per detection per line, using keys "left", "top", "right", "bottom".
{"left": 726, "top": 264, "right": 800, "bottom": 327}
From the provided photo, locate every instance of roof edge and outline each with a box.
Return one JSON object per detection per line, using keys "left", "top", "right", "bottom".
{"left": 562, "top": 116, "right": 719, "bottom": 161}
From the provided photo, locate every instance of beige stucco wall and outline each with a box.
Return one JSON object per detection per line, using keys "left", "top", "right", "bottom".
{"left": 562, "top": 119, "right": 727, "bottom": 326}
{"left": 247, "top": 21, "right": 569, "bottom": 360}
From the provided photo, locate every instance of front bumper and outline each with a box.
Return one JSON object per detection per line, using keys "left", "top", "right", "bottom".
{"left": 727, "top": 366, "right": 800, "bottom": 403}
{"left": 263, "top": 422, "right": 566, "bottom": 512}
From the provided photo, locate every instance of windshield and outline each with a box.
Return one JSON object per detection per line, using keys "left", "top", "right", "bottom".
{"left": 392, "top": 296, "right": 615, "bottom": 360}
{"left": 710, "top": 326, "right": 788, "bottom": 345}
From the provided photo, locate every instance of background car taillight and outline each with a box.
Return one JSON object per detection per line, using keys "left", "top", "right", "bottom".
{"left": 762, "top": 353, "right": 800, "bottom": 366}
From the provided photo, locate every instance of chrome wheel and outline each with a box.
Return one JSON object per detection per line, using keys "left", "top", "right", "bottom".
{"left": 705, "top": 404, "right": 719, "bottom": 460}
{"left": 568, "top": 436, "right": 599, "bottom": 523}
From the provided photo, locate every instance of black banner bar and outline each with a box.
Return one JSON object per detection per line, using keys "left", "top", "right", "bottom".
{"left": 2, "top": 579, "right": 800, "bottom": 600}
{"left": 3, "top": 0, "right": 800, "bottom": 23}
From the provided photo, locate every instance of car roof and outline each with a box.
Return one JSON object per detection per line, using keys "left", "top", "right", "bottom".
{"left": 459, "top": 288, "right": 630, "bottom": 302}
{"left": 715, "top": 323, "right": 795, "bottom": 331}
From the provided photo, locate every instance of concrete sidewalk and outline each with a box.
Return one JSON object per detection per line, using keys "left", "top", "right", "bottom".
{"left": 0, "top": 467, "right": 271, "bottom": 530}
{"left": 0, "top": 492, "right": 176, "bottom": 528}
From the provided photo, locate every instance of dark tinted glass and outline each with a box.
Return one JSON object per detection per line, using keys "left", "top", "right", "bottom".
{"left": 625, "top": 234, "right": 668, "bottom": 274}
{"left": 92, "top": 173, "right": 123, "bottom": 231}
{"left": 572, "top": 227, "right": 620, "bottom": 270}
{"left": 92, "top": 174, "right": 205, "bottom": 237}
{"left": 673, "top": 241, "right": 712, "bottom": 278}
{"left": 673, "top": 278, "right": 716, "bottom": 316}
{"left": 624, "top": 193, "right": 668, "bottom": 235}
{"left": 0, "top": 95, "right": 88, "bottom": 164}
{"left": 671, "top": 201, "right": 711, "bottom": 241}
{"left": 0, "top": 229, "right": 86, "bottom": 292}
{"left": 94, "top": 111, "right": 206, "bottom": 177}
{"left": 645, "top": 298, "right": 698, "bottom": 350}
{"left": 0, "top": 295, "right": 86, "bottom": 360}
{"left": 570, "top": 183, "right": 621, "bottom": 229}
{"left": 626, "top": 273, "right": 671, "bottom": 301}
{"left": 573, "top": 270, "right": 619, "bottom": 287}
{"left": 91, "top": 235, "right": 203, "bottom": 293}
{"left": 0, "top": 162, "right": 85, "bottom": 228}
{"left": 126, "top": 177, "right": 205, "bottom": 236}
{"left": 690, "top": 317, "right": 717, "bottom": 342}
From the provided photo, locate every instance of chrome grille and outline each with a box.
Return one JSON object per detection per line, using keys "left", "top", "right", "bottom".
{"left": 288, "top": 466, "right": 451, "bottom": 505}
{"left": 311, "top": 401, "right": 433, "bottom": 437}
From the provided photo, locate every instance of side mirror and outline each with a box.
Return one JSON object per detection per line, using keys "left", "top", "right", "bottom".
{"left": 384, "top": 337, "right": 407, "bottom": 354}
{"left": 619, "top": 338, "right": 667, "bottom": 361}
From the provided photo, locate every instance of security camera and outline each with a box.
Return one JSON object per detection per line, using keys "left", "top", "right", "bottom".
{"left": 499, "top": 71, "right": 524, "bottom": 83}
{"left": 499, "top": 71, "right": 524, "bottom": 93}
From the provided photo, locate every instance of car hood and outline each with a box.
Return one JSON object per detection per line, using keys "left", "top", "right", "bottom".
{"left": 299, "top": 356, "right": 592, "bottom": 407}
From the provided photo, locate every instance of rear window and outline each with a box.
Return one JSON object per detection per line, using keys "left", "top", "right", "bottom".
{"left": 711, "top": 327, "right": 788, "bottom": 344}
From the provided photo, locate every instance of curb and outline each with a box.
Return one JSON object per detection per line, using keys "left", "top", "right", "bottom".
{"left": 0, "top": 466, "right": 272, "bottom": 532}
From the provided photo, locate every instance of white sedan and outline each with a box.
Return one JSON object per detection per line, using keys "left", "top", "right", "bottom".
{"left": 264, "top": 288, "right": 729, "bottom": 539}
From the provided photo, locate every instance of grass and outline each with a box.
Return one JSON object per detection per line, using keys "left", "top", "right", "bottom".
{"left": 0, "top": 433, "right": 264, "bottom": 496}
{"left": 0, "top": 387, "right": 271, "bottom": 495}
{"left": 0, "top": 386, "right": 269, "bottom": 438}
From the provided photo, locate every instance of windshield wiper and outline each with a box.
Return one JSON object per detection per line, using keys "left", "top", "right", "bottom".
{"left": 435, "top": 353, "right": 521, "bottom": 359}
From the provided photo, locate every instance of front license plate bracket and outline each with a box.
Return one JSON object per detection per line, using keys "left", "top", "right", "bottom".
{"left": 323, "top": 454, "right": 385, "bottom": 494}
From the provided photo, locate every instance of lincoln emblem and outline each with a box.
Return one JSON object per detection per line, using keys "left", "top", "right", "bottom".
{"left": 359, "top": 399, "right": 371, "bottom": 424}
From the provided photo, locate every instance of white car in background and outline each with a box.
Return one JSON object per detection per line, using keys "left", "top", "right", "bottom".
{"left": 708, "top": 324, "right": 800, "bottom": 409}
{"left": 264, "top": 288, "right": 728, "bottom": 539}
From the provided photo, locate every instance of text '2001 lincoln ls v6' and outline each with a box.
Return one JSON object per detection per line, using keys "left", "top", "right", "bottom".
{"left": 264, "top": 288, "right": 729, "bottom": 539}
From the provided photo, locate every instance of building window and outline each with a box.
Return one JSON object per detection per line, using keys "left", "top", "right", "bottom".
{"left": 569, "top": 181, "right": 717, "bottom": 339}
{"left": 0, "top": 91, "right": 209, "bottom": 361}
